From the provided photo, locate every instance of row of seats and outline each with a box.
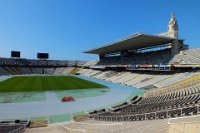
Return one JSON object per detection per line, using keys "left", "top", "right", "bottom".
{"left": 0, "top": 57, "right": 94, "bottom": 66}
{"left": 146, "top": 72, "right": 200, "bottom": 97}
{"left": 88, "top": 77, "right": 200, "bottom": 121}
{"left": 96, "top": 49, "right": 172, "bottom": 66}
{"left": 64, "top": 114, "right": 200, "bottom": 133}
{"left": 78, "top": 68, "right": 200, "bottom": 90}
{"left": 90, "top": 93, "right": 200, "bottom": 121}
{"left": 0, "top": 66, "right": 45, "bottom": 75}
{"left": 0, "top": 119, "right": 30, "bottom": 133}
{"left": 95, "top": 48, "right": 200, "bottom": 66}
{"left": 92, "top": 106, "right": 199, "bottom": 122}
{"left": 170, "top": 48, "right": 200, "bottom": 64}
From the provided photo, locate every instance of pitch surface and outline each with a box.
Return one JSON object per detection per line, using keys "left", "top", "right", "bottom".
{"left": 0, "top": 76, "right": 107, "bottom": 92}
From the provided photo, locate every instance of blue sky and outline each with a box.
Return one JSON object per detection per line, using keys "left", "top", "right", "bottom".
{"left": 0, "top": 0, "right": 199, "bottom": 60}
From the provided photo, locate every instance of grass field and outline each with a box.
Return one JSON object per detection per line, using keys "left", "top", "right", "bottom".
{"left": 0, "top": 76, "right": 107, "bottom": 93}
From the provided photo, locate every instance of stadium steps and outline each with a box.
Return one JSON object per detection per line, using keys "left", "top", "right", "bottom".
{"left": 161, "top": 73, "right": 200, "bottom": 92}
{"left": 159, "top": 76, "right": 200, "bottom": 96}
{"left": 51, "top": 68, "right": 56, "bottom": 74}
{"left": 133, "top": 75, "right": 156, "bottom": 88}
{"left": 10, "top": 66, "right": 22, "bottom": 75}
{"left": 104, "top": 72, "right": 121, "bottom": 81}
{"left": 69, "top": 67, "right": 78, "bottom": 74}
{"left": 29, "top": 118, "right": 48, "bottom": 128}
{"left": 73, "top": 67, "right": 83, "bottom": 74}
{"left": 0, "top": 66, "right": 10, "bottom": 75}
{"left": 110, "top": 72, "right": 128, "bottom": 82}
{"left": 15, "top": 66, "right": 23, "bottom": 74}
{"left": 87, "top": 70, "right": 98, "bottom": 76}
{"left": 114, "top": 72, "right": 131, "bottom": 83}
{"left": 131, "top": 75, "right": 154, "bottom": 86}
{"left": 29, "top": 67, "right": 33, "bottom": 74}
{"left": 65, "top": 119, "right": 169, "bottom": 133}
{"left": 152, "top": 74, "right": 176, "bottom": 87}
{"left": 99, "top": 71, "right": 117, "bottom": 80}
{"left": 91, "top": 71, "right": 103, "bottom": 77}
{"left": 68, "top": 67, "right": 81, "bottom": 74}
{"left": 124, "top": 74, "right": 141, "bottom": 84}
{"left": 154, "top": 73, "right": 179, "bottom": 88}
{"left": 147, "top": 73, "right": 183, "bottom": 95}
{"left": 54, "top": 67, "right": 66, "bottom": 74}
{"left": 74, "top": 115, "right": 91, "bottom": 122}
{"left": 68, "top": 67, "right": 76, "bottom": 74}
{"left": 146, "top": 73, "right": 200, "bottom": 97}
{"left": 1, "top": 66, "right": 17, "bottom": 75}
{"left": 139, "top": 76, "right": 155, "bottom": 83}
{"left": 165, "top": 73, "right": 200, "bottom": 89}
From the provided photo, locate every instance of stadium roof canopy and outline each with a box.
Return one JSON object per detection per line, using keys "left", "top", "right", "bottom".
{"left": 84, "top": 33, "right": 181, "bottom": 55}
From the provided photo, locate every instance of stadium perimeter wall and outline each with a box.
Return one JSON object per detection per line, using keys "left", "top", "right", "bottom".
{"left": 168, "top": 122, "right": 200, "bottom": 133}
{"left": 168, "top": 115, "right": 200, "bottom": 133}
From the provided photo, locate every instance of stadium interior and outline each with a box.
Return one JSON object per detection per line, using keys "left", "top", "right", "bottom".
{"left": 1, "top": 13, "right": 200, "bottom": 133}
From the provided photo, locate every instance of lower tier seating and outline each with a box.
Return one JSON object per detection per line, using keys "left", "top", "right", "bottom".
{"left": 90, "top": 88, "right": 200, "bottom": 122}
{"left": 0, "top": 119, "right": 30, "bottom": 133}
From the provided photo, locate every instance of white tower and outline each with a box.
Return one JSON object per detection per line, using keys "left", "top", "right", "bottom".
{"left": 168, "top": 12, "right": 178, "bottom": 38}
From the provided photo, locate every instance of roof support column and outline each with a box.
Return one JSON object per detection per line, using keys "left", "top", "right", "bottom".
{"left": 99, "top": 54, "right": 104, "bottom": 60}
{"left": 121, "top": 50, "right": 128, "bottom": 58}
{"left": 171, "top": 39, "right": 179, "bottom": 56}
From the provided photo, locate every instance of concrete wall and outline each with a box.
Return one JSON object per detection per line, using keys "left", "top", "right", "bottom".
{"left": 168, "top": 122, "right": 200, "bottom": 133}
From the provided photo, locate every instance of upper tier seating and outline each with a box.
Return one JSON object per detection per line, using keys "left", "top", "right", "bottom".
{"left": 95, "top": 48, "right": 200, "bottom": 66}
{"left": 96, "top": 49, "right": 172, "bottom": 66}
{"left": 0, "top": 57, "right": 93, "bottom": 75}
{"left": 170, "top": 48, "right": 200, "bottom": 64}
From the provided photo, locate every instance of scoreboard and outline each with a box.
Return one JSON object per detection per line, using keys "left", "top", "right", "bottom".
{"left": 37, "top": 53, "right": 49, "bottom": 59}
{"left": 11, "top": 51, "right": 20, "bottom": 58}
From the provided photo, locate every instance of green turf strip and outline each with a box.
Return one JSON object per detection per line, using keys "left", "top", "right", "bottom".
{"left": 0, "top": 76, "right": 107, "bottom": 93}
